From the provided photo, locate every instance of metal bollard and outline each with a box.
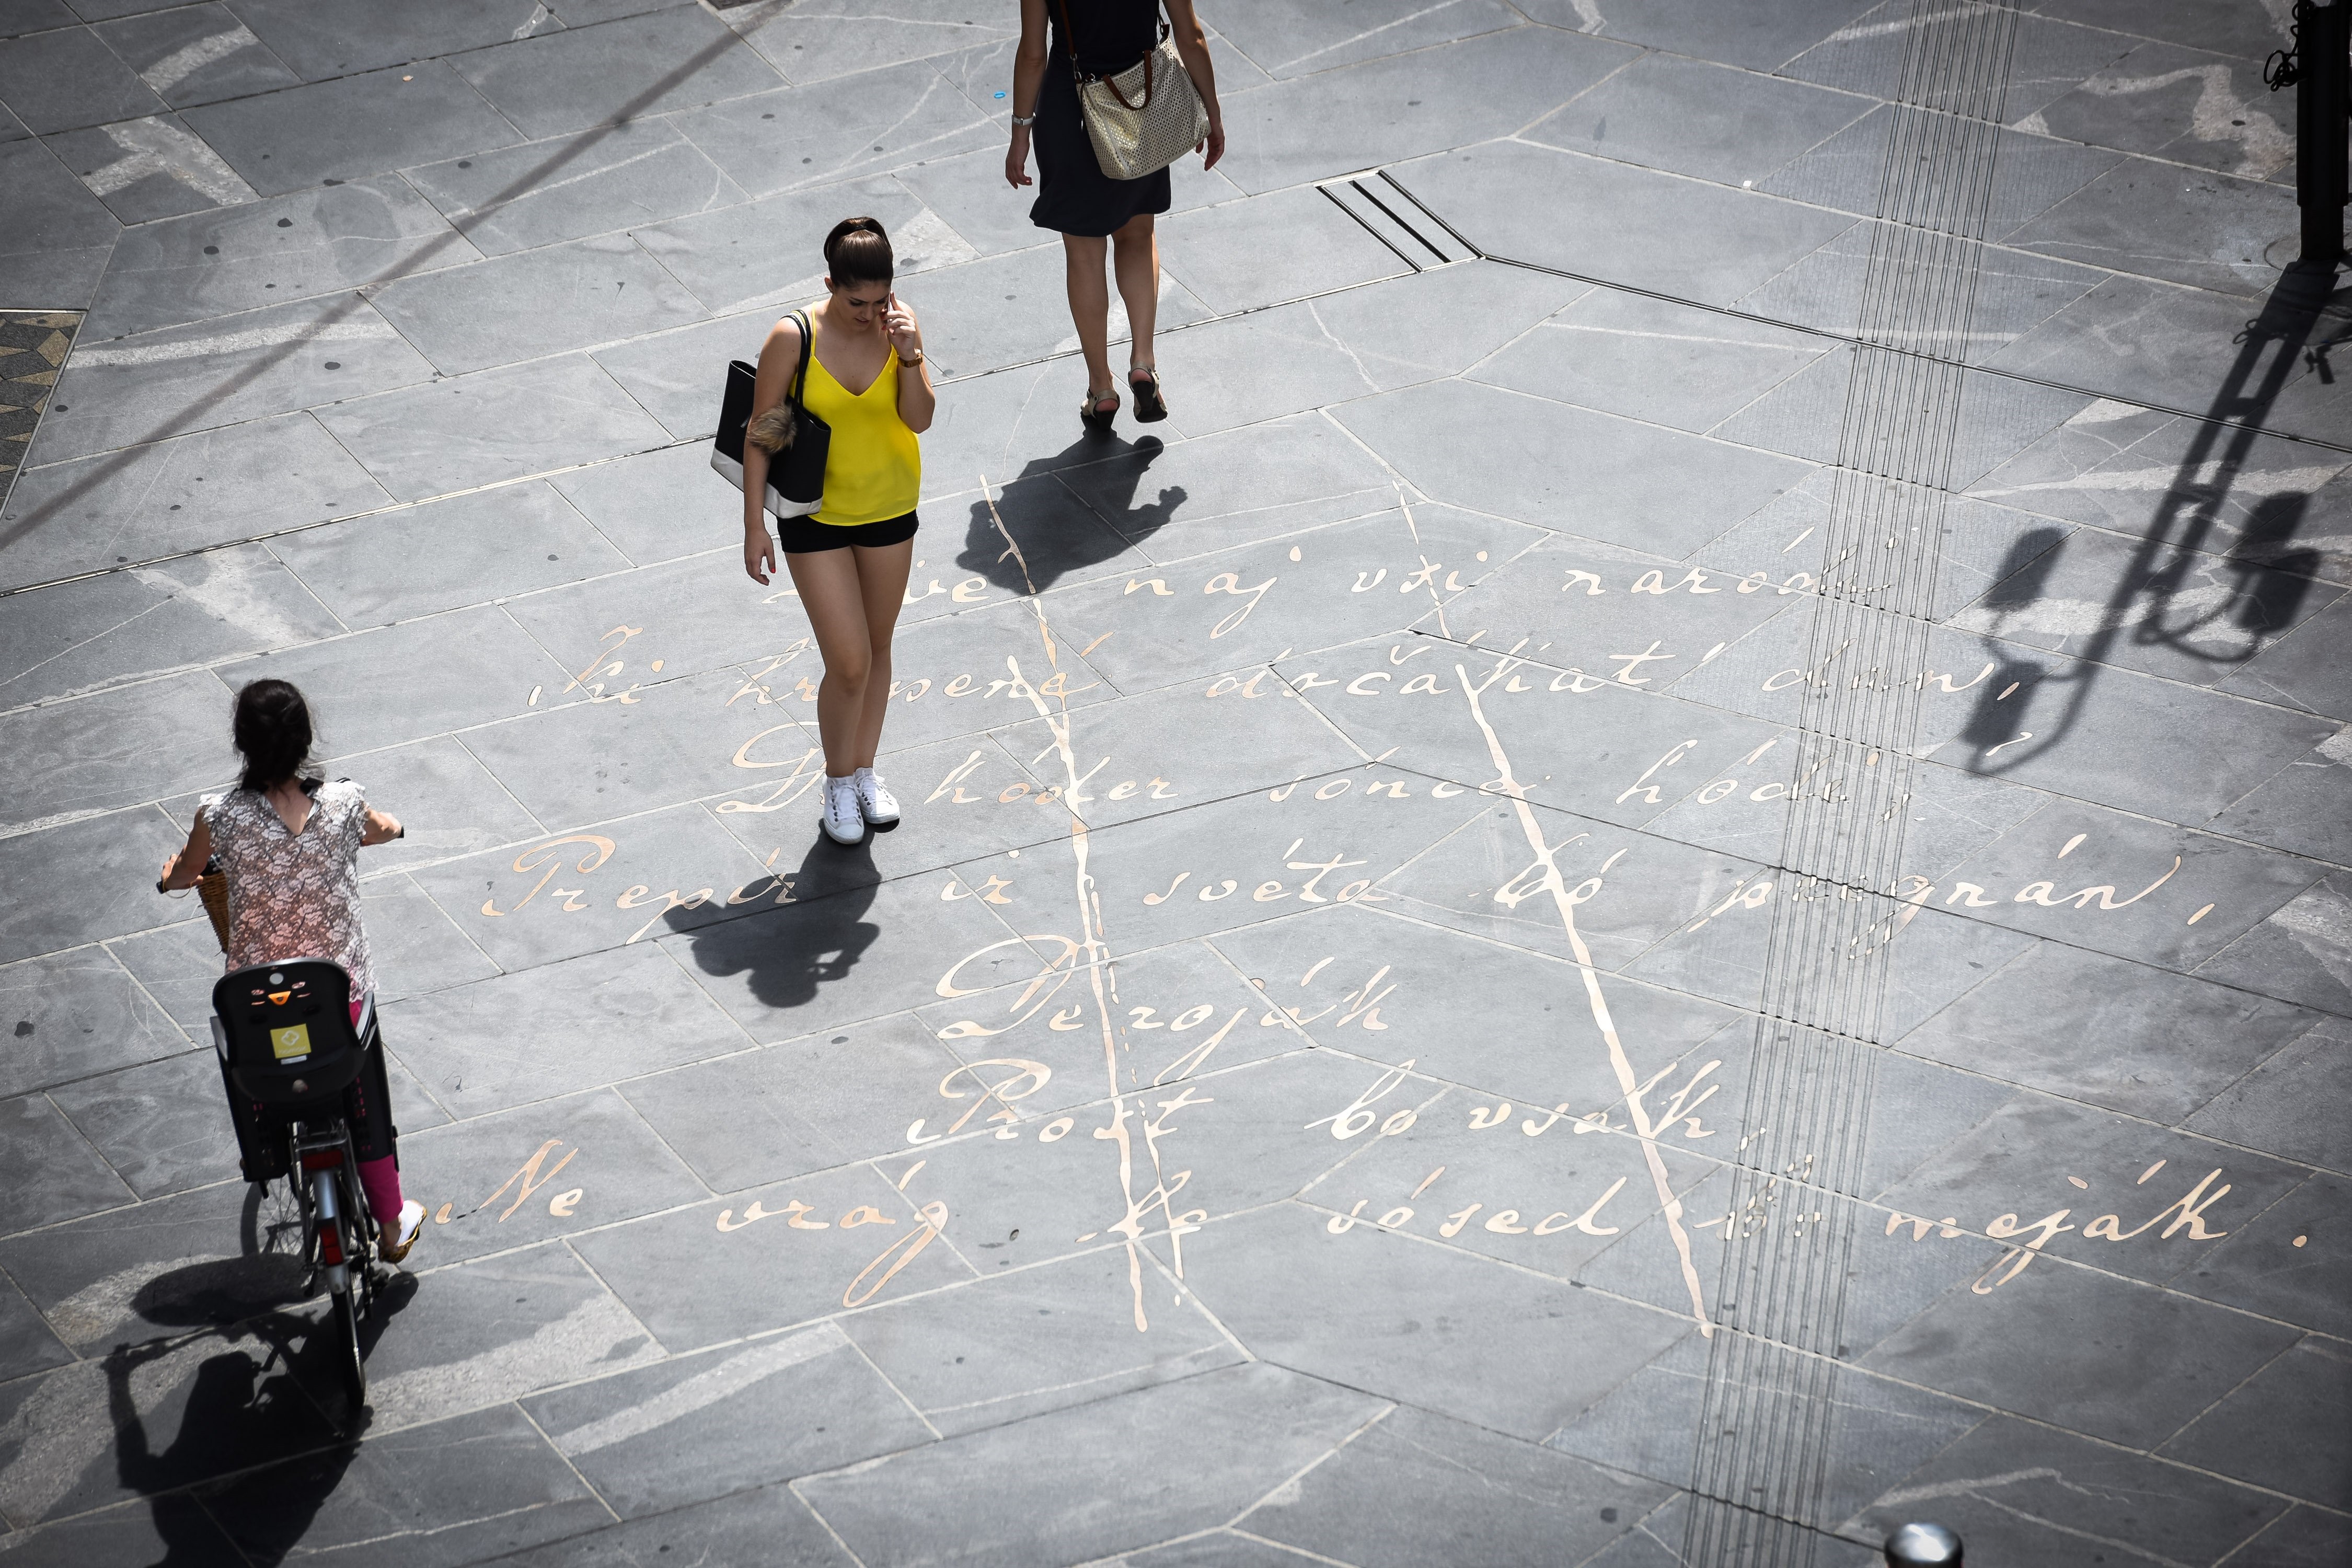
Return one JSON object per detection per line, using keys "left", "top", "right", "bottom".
{"left": 2266, "top": 0, "right": 2350, "bottom": 266}
{"left": 1885, "top": 1522, "right": 1963, "bottom": 1566}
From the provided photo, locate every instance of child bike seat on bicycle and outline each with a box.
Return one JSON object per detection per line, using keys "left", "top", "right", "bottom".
{"left": 213, "top": 959, "right": 371, "bottom": 1108}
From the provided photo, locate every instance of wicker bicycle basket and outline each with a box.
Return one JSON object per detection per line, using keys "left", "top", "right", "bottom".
{"left": 196, "top": 864, "right": 231, "bottom": 954}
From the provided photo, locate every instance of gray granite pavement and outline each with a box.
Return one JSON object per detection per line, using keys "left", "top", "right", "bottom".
{"left": 2, "top": 1, "right": 2348, "bottom": 1564}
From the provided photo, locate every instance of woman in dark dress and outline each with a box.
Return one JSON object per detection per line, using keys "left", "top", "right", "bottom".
{"left": 1006, "top": 0, "right": 1224, "bottom": 430}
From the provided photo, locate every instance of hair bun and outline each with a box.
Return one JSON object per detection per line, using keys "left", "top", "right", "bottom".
{"left": 823, "top": 216, "right": 894, "bottom": 286}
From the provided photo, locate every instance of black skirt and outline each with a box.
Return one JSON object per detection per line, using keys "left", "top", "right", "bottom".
{"left": 1029, "top": 22, "right": 1173, "bottom": 237}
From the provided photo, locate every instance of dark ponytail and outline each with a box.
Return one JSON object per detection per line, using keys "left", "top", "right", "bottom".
{"left": 823, "top": 216, "right": 893, "bottom": 286}
{"left": 232, "top": 679, "right": 319, "bottom": 794}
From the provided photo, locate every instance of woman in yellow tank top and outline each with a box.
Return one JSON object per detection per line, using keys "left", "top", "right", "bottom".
{"left": 741, "top": 217, "right": 936, "bottom": 845}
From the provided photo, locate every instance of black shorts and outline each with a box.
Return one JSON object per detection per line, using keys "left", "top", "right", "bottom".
{"left": 777, "top": 510, "right": 918, "bottom": 554}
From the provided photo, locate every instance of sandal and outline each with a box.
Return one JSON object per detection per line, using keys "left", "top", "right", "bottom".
{"left": 1129, "top": 366, "right": 1168, "bottom": 423}
{"left": 380, "top": 1199, "right": 425, "bottom": 1265}
{"left": 1081, "top": 387, "right": 1120, "bottom": 431}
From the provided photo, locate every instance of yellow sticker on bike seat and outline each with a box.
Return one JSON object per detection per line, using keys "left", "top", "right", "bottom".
{"left": 270, "top": 1024, "right": 312, "bottom": 1062}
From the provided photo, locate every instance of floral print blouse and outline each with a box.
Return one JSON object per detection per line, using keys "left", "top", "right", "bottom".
{"left": 206, "top": 780, "right": 376, "bottom": 998}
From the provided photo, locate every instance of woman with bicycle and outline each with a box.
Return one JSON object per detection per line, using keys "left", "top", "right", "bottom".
{"left": 159, "top": 678, "right": 425, "bottom": 1263}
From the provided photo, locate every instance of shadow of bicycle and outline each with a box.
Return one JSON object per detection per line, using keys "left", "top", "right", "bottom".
{"left": 100, "top": 1227, "right": 422, "bottom": 1564}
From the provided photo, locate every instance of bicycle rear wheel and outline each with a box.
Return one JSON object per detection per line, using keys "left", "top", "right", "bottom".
{"left": 331, "top": 1165, "right": 370, "bottom": 1409}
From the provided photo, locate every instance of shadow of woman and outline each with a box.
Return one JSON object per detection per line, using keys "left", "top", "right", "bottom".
{"left": 102, "top": 1231, "right": 428, "bottom": 1561}
{"left": 959, "top": 431, "right": 1183, "bottom": 595}
{"left": 664, "top": 831, "right": 881, "bottom": 1014}
{"left": 103, "top": 1278, "right": 395, "bottom": 1567}
{"left": 104, "top": 1325, "right": 344, "bottom": 1567}
{"left": 94, "top": 1198, "right": 432, "bottom": 1562}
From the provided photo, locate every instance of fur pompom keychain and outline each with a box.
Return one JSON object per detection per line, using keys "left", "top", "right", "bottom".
{"left": 746, "top": 404, "right": 795, "bottom": 453}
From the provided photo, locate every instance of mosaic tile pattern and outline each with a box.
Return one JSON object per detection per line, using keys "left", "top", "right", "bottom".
{"left": 0, "top": 311, "right": 76, "bottom": 511}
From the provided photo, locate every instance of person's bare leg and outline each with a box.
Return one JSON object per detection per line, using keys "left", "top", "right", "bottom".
{"left": 784, "top": 547, "right": 874, "bottom": 776}
{"left": 847, "top": 540, "right": 914, "bottom": 768}
{"left": 1112, "top": 212, "right": 1159, "bottom": 376}
{"left": 1063, "top": 233, "right": 1116, "bottom": 406}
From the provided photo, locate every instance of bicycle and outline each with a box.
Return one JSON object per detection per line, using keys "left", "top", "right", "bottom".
{"left": 207, "top": 956, "right": 384, "bottom": 1412}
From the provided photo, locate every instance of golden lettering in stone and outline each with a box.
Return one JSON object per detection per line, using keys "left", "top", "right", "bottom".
{"left": 934, "top": 1058, "right": 1053, "bottom": 1135}
{"left": 1306, "top": 1059, "right": 1417, "bottom": 1140}
{"left": 931, "top": 935, "right": 1083, "bottom": 1039}
{"left": 843, "top": 1200, "right": 948, "bottom": 1307}
{"left": 480, "top": 1139, "right": 579, "bottom": 1221}
{"left": 482, "top": 835, "right": 616, "bottom": 917}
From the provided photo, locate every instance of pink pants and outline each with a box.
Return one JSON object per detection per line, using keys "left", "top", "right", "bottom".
{"left": 358, "top": 1158, "right": 403, "bottom": 1229}
{"left": 349, "top": 998, "right": 405, "bottom": 1229}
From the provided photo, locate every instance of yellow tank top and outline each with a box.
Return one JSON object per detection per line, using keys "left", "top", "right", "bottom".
{"left": 802, "top": 340, "right": 921, "bottom": 526}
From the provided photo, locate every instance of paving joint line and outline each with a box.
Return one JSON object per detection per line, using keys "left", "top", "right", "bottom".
{"left": 1386, "top": 199, "right": 2352, "bottom": 457}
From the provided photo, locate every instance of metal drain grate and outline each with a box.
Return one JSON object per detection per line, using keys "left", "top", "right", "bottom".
{"left": 1319, "top": 171, "right": 1478, "bottom": 270}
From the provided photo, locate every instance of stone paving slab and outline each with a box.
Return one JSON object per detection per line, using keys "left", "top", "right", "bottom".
{"left": 1, "top": 1, "right": 2348, "bottom": 1564}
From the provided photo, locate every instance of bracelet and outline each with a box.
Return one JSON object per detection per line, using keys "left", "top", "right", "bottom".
{"left": 899, "top": 353, "right": 924, "bottom": 367}
{"left": 1010, "top": 113, "right": 1036, "bottom": 126}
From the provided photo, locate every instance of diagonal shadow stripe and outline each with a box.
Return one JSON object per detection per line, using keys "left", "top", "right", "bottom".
{"left": 0, "top": 25, "right": 759, "bottom": 567}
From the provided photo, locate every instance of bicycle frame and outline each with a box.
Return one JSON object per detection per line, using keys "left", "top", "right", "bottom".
{"left": 286, "top": 1121, "right": 375, "bottom": 1311}
{"left": 176, "top": 898, "right": 396, "bottom": 1418}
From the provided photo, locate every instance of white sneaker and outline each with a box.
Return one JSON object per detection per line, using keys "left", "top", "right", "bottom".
{"left": 854, "top": 767, "right": 901, "bottom": 827}
{"left": 821, "top": 775, "right": 866, "bottom": 844}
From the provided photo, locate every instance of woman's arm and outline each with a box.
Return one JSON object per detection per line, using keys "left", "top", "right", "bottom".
{"left": 886, "top": 294, "right": 936, "bottom": 434}
{"left": 158, "top": 806, "right": 212, "bottom": 890}
{"left": 742, "top": 316, "right": 802, "bottom": 584}
{"left": 1006, "top": 0, "right": 1048, "bottom": 189}
{"left": 360, "top": 805, "right": 404, "bottom": 846}
{"left": 1162, "top": 0, "right": 1224, "bottom": 171}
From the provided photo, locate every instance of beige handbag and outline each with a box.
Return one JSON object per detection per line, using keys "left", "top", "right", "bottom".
{"left": 1054, "top": 1, "right": 1210, "bottom": 181}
